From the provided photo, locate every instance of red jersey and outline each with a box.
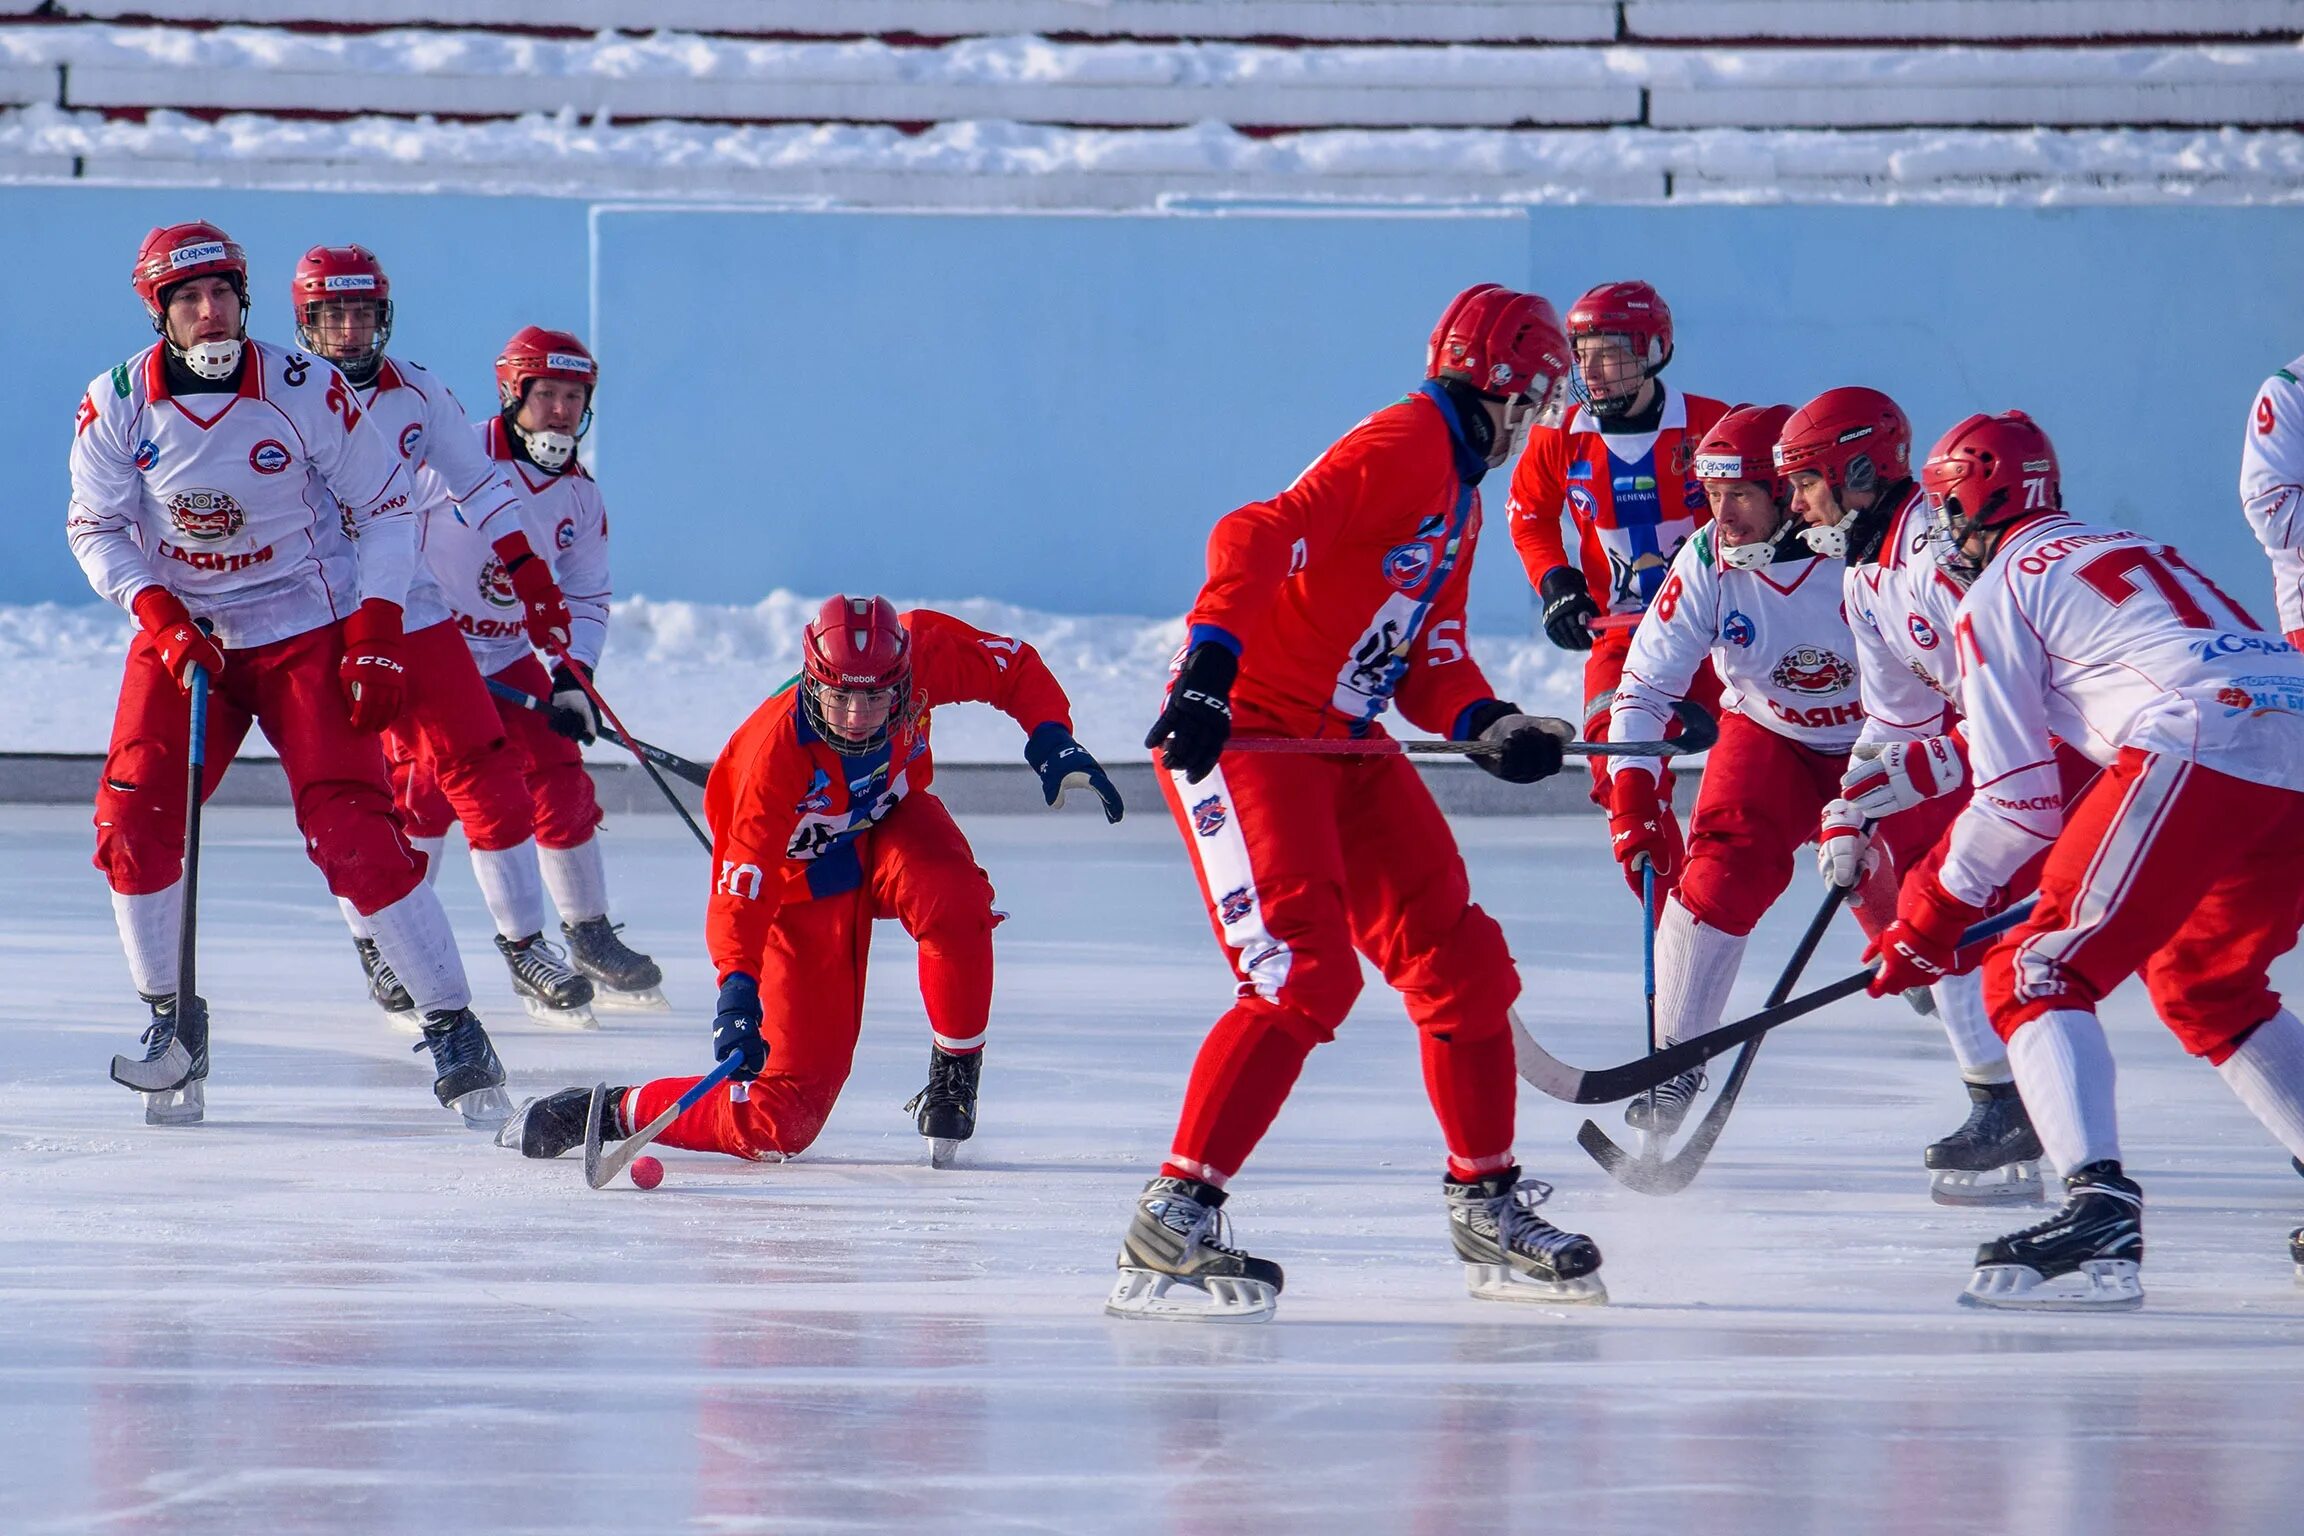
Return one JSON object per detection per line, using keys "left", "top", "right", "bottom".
{"left": 1506, "top": 388, "right": 1728, "bottom": 617}
{"left": 704, "top": 608, "right": 1072, "bottom": 978}
{"left": 1183, "top": 384, "right": 1499, "bottom": 740}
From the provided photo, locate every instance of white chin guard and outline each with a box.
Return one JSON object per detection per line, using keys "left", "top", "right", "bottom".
{"left": 1800, "top": 509, "right": 1857, "bottom": 560}
{"left": 1719, "top": 536, "right": 1778, "bottom": 570}
{"left": 180, "top": 338, "right": 243, "bottom": 381}
{"left": 519, "top": 427, "right": 578, "bottom": 472}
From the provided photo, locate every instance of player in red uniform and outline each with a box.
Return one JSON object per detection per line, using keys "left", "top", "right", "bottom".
{"left": 496, "top": 596, "right": 1122, "bottom": 1168}
{"left": 1507, "top": 281, "right": 1729, "bottom": 819}
{"left": 1107, "top": 285, "right": 1598, "bottom": 1323}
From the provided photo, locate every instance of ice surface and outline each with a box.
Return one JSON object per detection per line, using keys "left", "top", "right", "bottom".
{"left": 3, "top": 804, "right": 2303, "bottom": 1533}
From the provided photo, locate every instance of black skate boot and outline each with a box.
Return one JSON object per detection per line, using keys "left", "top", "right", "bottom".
{"left": 352, "top": 937, "right": 416, "bottom": 1021}
{"left": 561, "top": 916, "right": 666, "bottom": 1011}
{"left": 1107, "top": 1176, "right": 1284, "bottom": 1322}
{"left": 1960, "top": 1159, "right": 2144, "bottom": 1310}
{"left": 496, "top": 1084, "right": 631, "bottom": 1158}
{"left": 903, "top": 1044, "right": 981, "bottom": 1168}
{"left": 494, "top": 932, "right": 597, "bottom": 1028}
{"left": 1443, "top": 1167, "right": 1607, "bottom": 1304}
{"left": 1924, "top": 1080, "right": 2046, "bottom": 1206}
{"left": 108, "top": 992, "right": 209, "bottom": 1126}
{"left": 1623, "top": 1063, "right": 1705, "bottom": 1142}
{"left": 413, "top": 1007, "right": 513, "bottom": 1130}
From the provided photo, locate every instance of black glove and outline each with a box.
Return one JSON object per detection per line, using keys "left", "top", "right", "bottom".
{"left": 549, "top": 659, "right": 599, "bottom": 744}
{"left": 711, "top": 971, "right": 766, "bottom": 1082}
{"left": 1538, "top": 567, "right": 1600, "bottom": 653}
{"left": 1144, "top": 642, "right": 1237, "bottom": 784}
{"left": 1461, "top": 698, "right": 1571, "bottom": 785}
{"left": 1025, "top": 722, "right": 1124, "bottom": 823}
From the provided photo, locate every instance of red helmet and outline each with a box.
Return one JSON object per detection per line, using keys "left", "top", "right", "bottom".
{"left": 800, "top": 595, "right": 914, "bottom": 755}
{"left": 1565, "top": 280, "right": 1673, "bottom": 372}
{"left": 1426, "top": 284, "right": 1570, "bottom": 402}
{"left": 132, "top": 221, "right": 247, "bottom": 317}
{"left": 1694, "top": 403, "right": 1795, "bottom": 492}
{"left": 291, "top": 244, "right": 394, "bottom": 382}
{"left": 1775, "top": 387, "right": 1911, "bottom": 498}
{"left": 495, "top": 325, "right": 598, "bottom": 409}
{"left": 1923, "top": 411, "right": 2062, "bottom": 581}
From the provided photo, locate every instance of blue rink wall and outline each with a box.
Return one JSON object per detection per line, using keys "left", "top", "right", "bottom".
{"left": 8, "top": 186, "right": 2304, "bottom": 633}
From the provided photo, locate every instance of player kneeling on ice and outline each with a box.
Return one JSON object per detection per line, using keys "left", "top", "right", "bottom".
{"left": 1113, "top": 285, "right": 1599, "bottom": 1323}
{"left": 499, "top": 596, "right": 1122, "bottom": 1169}
{"left": 1870, "top": 411, "right": 2304, "bottom": 1309}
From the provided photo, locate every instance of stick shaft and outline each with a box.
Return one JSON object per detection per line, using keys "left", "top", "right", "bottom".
{"left": 587, "top": 1054, "right": 745, "bottom": 1188}
{"left": 484, "top": 677, "right": 713, "bottom": 787}
{"left": 179, "top": 663, "right": 208, "bottom": 1008}
{"left": 551, "top": 660, "right": 714, "bottom": 852}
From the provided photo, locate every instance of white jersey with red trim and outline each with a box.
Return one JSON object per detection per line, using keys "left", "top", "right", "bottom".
{"left": 1844, "top": 484, "right": 1965, "bottom": 749}
{"left": 2239, "top": 356, "right": 2304, "bottom": 638}
{"left": 1608, "top": 525, "right": 1866, "bottom": 782}
{"left": 1938, "top": 513, "right": 2304, "bottom": 905}
{"left": 68, "top": 339, "right": 415, "bottom": 650}
{"left": 423, "top": 418, "right": 610, "bottom": 674}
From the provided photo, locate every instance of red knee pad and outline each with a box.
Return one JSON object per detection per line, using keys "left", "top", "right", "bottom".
{"left": 93, "top": 769, "right": 185, "bottom": 896}
{"left": 429, "top": 747, "right": 535, "bottom": 852}
{"left": 1678, "top": 854, "right": 1767, "bottom": 938}
{"left": 299, "top": 781, "right": 424, "bottom": 913}
{"left": 1397, "top": 903, "right": 1521, "bottom": 1041}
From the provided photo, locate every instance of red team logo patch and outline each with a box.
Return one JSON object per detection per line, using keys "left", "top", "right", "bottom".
{"left": 1908, "top": 614, "right": 1940, "bottom": 650}
{"left": 555, "top": 517, "right": 577, "bottom": 551}
{"left": 399, "top": 423, "right": 424, "bottom": 460}
{"left": 1218, "top": 886, "right": 1255, "bottom": 926}
{"left": 249, "top": 439, "right": 291, "bottom": 474}
{"left": 1772, "top": 645, "right": 1856, "bottom": 695}
{"left": 1191, "top": 795, "right": 1227, "bottom": 838}
{"left": 478, "top": 554, "right": 518, "bottom": 609}
{"left": 168, "top": 488, "right": 245, "bottom": 542}
{"left": 2220, "top": 685, "right": 2255, "bottom": 710}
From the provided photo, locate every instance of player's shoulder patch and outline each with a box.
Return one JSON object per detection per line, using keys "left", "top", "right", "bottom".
{"left": 2278, "top": 369, "right": 2298, "bottom": 386}
{"left": 1691, "top": 525, "right": 1717, "bottom": 568}
{"left": 110, "top": 361, "right": 131, "bottom": 398}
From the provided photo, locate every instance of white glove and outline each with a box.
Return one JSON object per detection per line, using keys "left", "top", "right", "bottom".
{"left": 1817, "top": 798, "right": 1874, "bottom": 891}
{"left": 1840, "top": 734, "right": 1964, "bottom": 820}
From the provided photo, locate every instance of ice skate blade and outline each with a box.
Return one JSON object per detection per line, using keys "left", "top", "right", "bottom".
{"left": 451, "top": 1084, "right": 514, "bottom": 1132}
{"left": 1929, "top": 1161, "right": 2046, "bottom": 1207}
{"left": 111, "top": 1039, "right": 195, "bottom": 1094}
{"left": 1958, "top": 1259, "right": 2143, "bottom": 1311}
{"left": 589, "top": 986, "right": 669, "bottom": 1015}
{"left": 928, "top": 1136, "right": 960, "bottom": 1170}
{"left": 517, "top": 995, "right": 599, "bottom": 1030}
{"left": 142, "top": 1080, "right": 205, "bottom": 1126}
{"left": 1462, "top": 1262, "right": 1608, "bottom": 1306}
{"left": 1104, "top": 1269, "right": 1276, "bottom": 1323}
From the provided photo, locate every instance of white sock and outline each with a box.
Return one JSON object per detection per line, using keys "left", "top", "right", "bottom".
{"left": 339, "top": 896, "right": 373, "bottom": 943}
{"left": 1934, "top": 971, "right": 2012, "bottom": 1083}
{"left": 2008, "top": 1010, "right": 2121, "bottom": 1176}
{"left": 111, "top": 885, "right": 182, "bottom": 997}
{"left": 2214, "top": 1008, "right": 2304, "bottom": 1162}
{"left": 539, "top": 836, "right": 610, "bottom": 926}
{"left": 469, "top": 841, "right": 547, "bottom": 941}
{"left": 1653, "top": 899, "right": 1747, "bottom": 1048}
{"left": 365, "top": 885, "right": 471, "bottom": 1014}
{"left": 413, "top": 835, "right": 446, "bottom": 887}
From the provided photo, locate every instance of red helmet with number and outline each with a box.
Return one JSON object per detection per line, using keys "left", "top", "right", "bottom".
{"left": 1426, "top": 284, "right": 1570, "bottom": 402}
{"left": 131, "top": 221, "right": 247, "bottom": 317}
{"left": 1923, "top": 411, "right": 2062, "bottom": 583}
{"left": 291, "top": 244, "right": 394, "bottom": 383}
{"left": 800, "top": 595, "right": 915, "bottom": 755}
{"left": 495, "top": 326, "right": 598, "bottom": 409}
{"left": 1775, "top": 386, "right": 1911, "bottom": 499}
{"left": 1565, "top": 280, "right": 1673, "bottom": 372}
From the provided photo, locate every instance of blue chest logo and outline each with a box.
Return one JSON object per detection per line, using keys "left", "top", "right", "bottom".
{"left": 134, "top": 439, "right": 160, "bottom": 471}
{"left": 1722, "top": 609, "right": 1756, "bottom": 648}
{"left": 1384, "top": 542, "right": 1435, "bottom": 591}
{"left": 795, "top": 768, "right": 834, "bottom": 815}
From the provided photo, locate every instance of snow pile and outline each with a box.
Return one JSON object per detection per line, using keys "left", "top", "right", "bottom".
{"left": 0, "top": 593, "right": 1587, "bottom": 762}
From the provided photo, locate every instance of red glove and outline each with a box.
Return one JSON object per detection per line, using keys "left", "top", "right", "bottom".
{"left": 131, "top": 587, "right": 225, "bottom": 690}
{"left": 339, "top": 598, "right": 408, "bottom": 733}
{"left": 1607, "top": 768, "right": 1681, "bottom": 897}
{"left": 1865, "top": 876, "right": 1986, "bottom": 998}
{"left": 493, "top": 532, "right": 572, "bottom": 653}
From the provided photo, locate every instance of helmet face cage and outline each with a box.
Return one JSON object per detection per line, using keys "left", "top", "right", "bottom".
{"left": 296, "top": 296, "right": 395, "bottom": 382}
{"left": 1921, "top": 412, "right": 2060, "bottom": 587}
{"left": 800, "top": 671, "right": 913, "bottom": 756}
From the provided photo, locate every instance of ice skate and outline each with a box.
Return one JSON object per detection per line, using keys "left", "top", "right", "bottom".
{"left": 495, "top": 932, "right": 597, "bottom": 1029}
{"left": 1960, "top": 1160, "right": 2143, "bottom": 1311}
{"left": 1924, "top": 1080, "right": 2046, "bottom": 1206}
{"left": 497, "top": 1085, "right": 627, "bottom": 1159}
{"left": 1106, "top": 1177, "right": 1283, "bottom": 1323}
{"left": 413, "top": 1007, "right": 513, "bottom": 1130}
{"left": 108, "top": 993, "right": 209, "bottom": 1126}
{"left": 562, "top": 917, "right": 667, "bottom": 1012}
{"left": 1623, "top": 1063, "right": 1704, "bottom": 1147}
{"left": 904, "top": 1044, "right": 981, "bottom": 1168}
{"left": 352, "top": 937, "right": 419, "bottom": 1030}
{"left": 1443, "top": 1167, "right": 1607, "bottom": 1305}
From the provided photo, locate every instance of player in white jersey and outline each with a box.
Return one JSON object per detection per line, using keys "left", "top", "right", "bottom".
{"left": 400, "top": 326, "right": 663, "bottom": 1007}
{"left": 2239, "top": 356, "right": 2304, "bottom": 648}
{"left": 1869, "top": 410, "right": 2304, "bottom": 1308}
{"left": 67, "top": 221, "right": 512, "bottom": 1128}
{"left": 290, "top": 245, "right": 598, "bottom": 1027}
{"left": 1781, "top": 386, "right": 2049, "bottom": 1205}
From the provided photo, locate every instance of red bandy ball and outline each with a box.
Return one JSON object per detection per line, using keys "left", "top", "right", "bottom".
{"left": 629, "top": 1155, "right": 664, "bottom": 1191}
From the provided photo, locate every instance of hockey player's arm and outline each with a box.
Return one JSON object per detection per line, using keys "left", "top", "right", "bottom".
{"left": 2241, "top": 369, "right": 2304, "bottom": 551}
{"left": 1503, "top": 428, "right": 1572, "bottom": 589}
{"left": 423, "top": 381, "right": 527, "bottom": 542}
{"left": 1186, "top": 432, "right": 1367, "bottom": 658}
{"left": 551, "top": 488, "right": 613, "bottom": 669}
{"left": 66, "top": 386, "right": 164, "bottom": 610}
{"left": 309, "top": 366, "right": 419, "bottom": 611}
{"left": 1937, "top": 598, "right": 2064, "bottom": 905}
{"left": 701, "top": 753, "right": 794, "bottom": 983}
{"left": 1848, "top": 576, "right": 1955, "bottom": 749}
{"left": 1607, "top": 545, "right": 1717, "bottom": 782}
{"left": 907, "top": 610, "right": 1074, "bottom": 733}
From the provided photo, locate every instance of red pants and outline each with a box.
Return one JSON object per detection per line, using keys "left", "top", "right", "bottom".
{"left": 94, "top": 622, "right": 424, "bottom": 914}
{"left": 1895, "top": 743, "right": 2103, "bottom": 948}
{"left": 378, "top": 621, "right": 533, "bottom": 852}
{"left": 1676, "top": 713, "right": 1851, "bottom": 937}
{"left": 1582, "top": 624, "right": 1725, "bottom": 804}
{"left": 630, "top": 791, "right": 997, "bottom": 1160}
{"left": 1154, "top": 742, "right": 1521, "bottom": 1186}
{"left": 400, "top": 652, "right": 601, "bottom": 849}
{"left": 1984, "top": 748, "right": 2304, "bottom": 1063}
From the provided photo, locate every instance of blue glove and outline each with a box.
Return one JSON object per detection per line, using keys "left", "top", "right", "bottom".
{"left": 711, "top": 972, "right": 766, "bottom": 1082}
{"left": 1025, "top": 722, "right": 1124, "bottom": 823}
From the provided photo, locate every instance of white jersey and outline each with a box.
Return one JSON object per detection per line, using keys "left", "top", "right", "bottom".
{"left": 68, "top": 340, "right": 415, "bottom": 649}
{"left": 1609, "top": 525, "right": 1866, "bottom": 782}
{"left": 1939, "top": 513, "right": 2304, "bottom": 905}
{"left": 1843, "top": 484, "right": 1965, "bottom": 750}
{"left": 423, "top": 418, "right": 610, "bottom": 675}
{"left": 2239, "top": 356, "right": 2304, "bottom": 639}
